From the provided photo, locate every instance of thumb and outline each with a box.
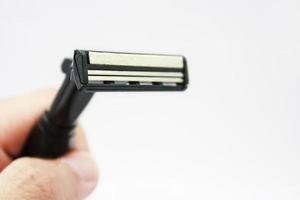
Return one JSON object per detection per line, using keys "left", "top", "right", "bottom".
{"left": 0, "top": 151, "right": 98, "bottom": 200}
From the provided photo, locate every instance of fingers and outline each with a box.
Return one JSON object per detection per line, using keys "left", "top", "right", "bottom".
{"left": 0, "top": 89, "right": 99, "bottom": 199}
{"left": 0, "top": 154, "right": 98, "bottom": 200}
{"left": 62, "top": 151, "right": 99, "bottom": 198}
{"left": 72, "top": 126, "right": 89, "bottom": 151}
{"left": 0, "top": 149, "right": 11, "bottom": 171}
{"left": 0, "top": 89, "right": 56, "bottom": 157}
{"left": 0, "top": 89, "right": 89, "bottom": 157}
{"left": 60, "top": 126, "right": 99, "bottom": 198}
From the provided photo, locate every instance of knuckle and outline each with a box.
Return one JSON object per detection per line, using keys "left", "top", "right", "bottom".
{"left": 8, "top": 158, "right": 57, "bottom": 199}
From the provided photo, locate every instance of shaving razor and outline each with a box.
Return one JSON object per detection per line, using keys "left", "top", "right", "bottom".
{"left": 21, "top": 50, "right": 189, "bottom": 158}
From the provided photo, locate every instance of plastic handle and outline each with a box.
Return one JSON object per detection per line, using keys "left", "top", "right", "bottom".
{"left": 20, "top": 58, "right": 93, "bottom": 158}
{"left": 21, "top": 112, "right": 74, "bottom": 158}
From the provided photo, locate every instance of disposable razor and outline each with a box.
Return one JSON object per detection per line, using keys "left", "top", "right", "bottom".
{"left": 21, "top": 50, "right": 188, "bottom": 158}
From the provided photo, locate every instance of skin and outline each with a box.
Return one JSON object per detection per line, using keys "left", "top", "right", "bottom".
{"left": 0, "top": 89, "right": 99, "bottom": 200}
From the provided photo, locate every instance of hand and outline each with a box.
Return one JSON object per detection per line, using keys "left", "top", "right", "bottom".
{"left": 0, "top": 89, "right": 99, "bottom": 200}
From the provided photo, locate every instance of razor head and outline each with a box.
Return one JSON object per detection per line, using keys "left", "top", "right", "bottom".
{"left": 72, "top": 50, "right": 188, "bottom": 91}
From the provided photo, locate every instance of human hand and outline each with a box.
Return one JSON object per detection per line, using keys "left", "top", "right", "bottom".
{"left": 0, "top": 89, "right": 99, "bottom": 200}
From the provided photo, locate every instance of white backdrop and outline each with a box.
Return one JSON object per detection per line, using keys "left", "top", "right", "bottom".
{"left": 1, "top": 0, "right": 300, "bottom": 199}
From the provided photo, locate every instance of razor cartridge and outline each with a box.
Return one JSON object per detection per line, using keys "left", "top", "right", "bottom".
{"left": 72, "top": 50, "right": 188, "bottom": 91}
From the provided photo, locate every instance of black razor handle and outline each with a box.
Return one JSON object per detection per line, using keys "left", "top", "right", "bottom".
{"left": 21, "top": 112, "right": 74, "bottom": 158}
{"left": 21, "top": 59, "right": 93, "bottom": 158}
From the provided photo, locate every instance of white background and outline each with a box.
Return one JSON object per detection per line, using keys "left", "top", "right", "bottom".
{"left": 0, "top": 0, "right": 300, "bottom": 199}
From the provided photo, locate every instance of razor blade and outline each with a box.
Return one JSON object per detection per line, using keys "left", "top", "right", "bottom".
{"left": 72, "top": 50, "right": 188, "bottom": 91}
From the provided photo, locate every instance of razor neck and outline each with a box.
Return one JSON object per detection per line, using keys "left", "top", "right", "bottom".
{"left": 49, "top": 59, "right": 94, "bottom": 127}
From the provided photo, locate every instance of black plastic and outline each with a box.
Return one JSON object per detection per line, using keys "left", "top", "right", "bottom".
{"left": 21, "top": 59, "right": 94, "bottom": 158}
{"left": 50, "top": 59, "right": 94, "bottom": 127}
{"left": 21, "top": 112, "right": 74, "bottom": 158}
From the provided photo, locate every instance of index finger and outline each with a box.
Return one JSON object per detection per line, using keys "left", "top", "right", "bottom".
{"left": 0, "top": 89, "right": 89, "bottom": 159}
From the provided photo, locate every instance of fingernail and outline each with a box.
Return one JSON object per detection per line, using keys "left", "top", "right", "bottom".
{"left": 63, "top": 151, "right": 99, "bottom": 198}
